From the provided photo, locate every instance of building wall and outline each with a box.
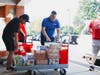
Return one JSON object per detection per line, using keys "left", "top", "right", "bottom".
{"left": 15, "top": 6, "right": 24, "bottom": 17}
{"left": 0, "top": 18, "right": 6, "bottom": 50}
{"left": 0, "top": 6, "right": 5, "bottom": 17}
{"left": 0, "top": 5, "right": 24, "bottom": 23}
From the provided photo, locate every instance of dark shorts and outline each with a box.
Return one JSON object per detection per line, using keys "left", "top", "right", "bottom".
{"left": 2, "top": 35, "right": 15, "bottom": 51}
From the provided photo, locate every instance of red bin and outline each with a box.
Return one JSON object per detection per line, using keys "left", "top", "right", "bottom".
{"left": 59, "top": 50, "right": 68, "bottom": 64}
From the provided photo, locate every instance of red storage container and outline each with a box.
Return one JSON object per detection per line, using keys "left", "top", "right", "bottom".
{"left": 14, "top": 50, "right": 21, "bottom": 55}
{"left": 59, "top": 50, "right": 68, "bottom": 64}
{"left": 21, "top": 51, "right": 26, "bottom": 56}
{"left": 22, "top": 43, "right": 33, "bottom": 53}
{"left": 59, "top": 58, "right": 68, "bottom": 64}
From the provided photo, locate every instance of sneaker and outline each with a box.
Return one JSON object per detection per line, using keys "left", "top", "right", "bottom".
{"left": 6, "top": 67, "right": 17, "bottom": 72}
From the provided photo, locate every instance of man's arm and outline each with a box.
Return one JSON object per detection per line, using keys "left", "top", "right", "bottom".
{"left": 20, "top": 28, "right": 26, "bottom": 37}
{"left": 88, "top": 21, "right": 93, "bottom": 34}
{"left": 57, "top": 28, "right": 60, "bottom": 37}
{"left": 88, "top": 27, "right": 92, "bottom": 34}
{"left": 56, "top": 28, "right": 60, "bottom": 42}
{"left": 42, "top": 27, "right": 51, "bottom": 41}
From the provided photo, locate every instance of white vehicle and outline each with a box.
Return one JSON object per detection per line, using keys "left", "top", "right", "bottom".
{"left": 78, "top": 20, "right": 92, "bottom": 54}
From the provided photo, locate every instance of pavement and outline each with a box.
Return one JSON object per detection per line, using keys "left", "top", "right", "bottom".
{"left": 0, "top": 44, "right": 100, "bottom": 75}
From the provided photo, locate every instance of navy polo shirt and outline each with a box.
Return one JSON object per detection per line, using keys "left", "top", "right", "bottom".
{"left": 41, "top": 17, "right": 60, "bottom": 39}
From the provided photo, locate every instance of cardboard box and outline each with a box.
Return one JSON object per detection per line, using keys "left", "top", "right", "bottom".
{"left": 35, "top": 59, "right": 48, "bottom": 65}
{"left": 34, "top": 50, "right": 47, "bottom": 60}
{"left": 47, "top": 49, "right": 59, "bottom": 59}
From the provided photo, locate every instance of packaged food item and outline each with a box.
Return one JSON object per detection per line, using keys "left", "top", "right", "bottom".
{"left": 49, "top": 59, "right": 59, "bottom": 65}
{"left": 47, "top": 52, "right": 59, "bottom": 59}
{"left": 15, "top": 53, "right": 35, "bottom": 66}
{"left": 0, "top": 50, "right": 8, "bottom": 59}
{"left": 35, "top": 59, "right": 48, "bottom": 65}
{"left": 45, "top": 42, "right": 61, "bottom": 59}
{"left": 47, "top": 49, "right": 59, "bottom": 59}
{"left": 26, "top": 53, "right": 34, "bottom": 66}
{"left": 27, "top": 59, "right": 34, "bottom": 66}
{"left": 34, "top": 50, "right": 47, "bottom": 60}
{"left": 40, "top": 45, "right": 46, "bottom": 50}
{"left": 15, "top": 55, "right": 23, "bottom": 66}
{"left": 45, "top": 42, "right": 61, "bottom": 50}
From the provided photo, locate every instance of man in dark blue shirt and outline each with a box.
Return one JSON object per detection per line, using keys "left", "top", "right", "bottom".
{"left": 41, "top": 11, "right": 60, "bottom": 45}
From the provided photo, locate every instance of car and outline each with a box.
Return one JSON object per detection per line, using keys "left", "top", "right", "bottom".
{"left": 78, "top": 20, "right": 93, "bottom": 55}
{"left": 60, "top": 35, "right": 71, "bottom": 44}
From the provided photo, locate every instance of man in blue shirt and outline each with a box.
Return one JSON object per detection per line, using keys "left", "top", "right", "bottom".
{"left": 41, "top": 11, "right": 60, "bottom": 45}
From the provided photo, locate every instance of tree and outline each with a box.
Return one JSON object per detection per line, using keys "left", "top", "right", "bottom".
{"left": 72, "top": 0, "right": 100, "bottom": 35}
{"left": 79, "top": 0, "right": 100, "bottom": 20}
{"left": 27, "top": 18, "right": 42, "bottom": 35}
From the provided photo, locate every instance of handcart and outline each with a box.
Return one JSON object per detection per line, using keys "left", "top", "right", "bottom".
{"left": 15, "top": 38, "right": 70, "bottom": 75}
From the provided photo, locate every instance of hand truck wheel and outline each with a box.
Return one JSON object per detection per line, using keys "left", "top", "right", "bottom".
{"left": 60, "top": 68, "right": 66, "bottom": 75}
{"left": 27, "top": 70, "right": 36, "bottom": 75}
{"left": 89, "top": 66, "right": 94, "bottom": 71}
{"left": 54, "top": 68, "right": 58, "bottom": 71}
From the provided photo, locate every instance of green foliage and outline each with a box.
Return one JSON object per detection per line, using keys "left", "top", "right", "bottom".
{"left": 28, "top": 18, "right": 42, "bottom": 35}
{"left": 72, "top": 0, "right": 100, "bottom": 35}
{"left": 61, "top": 25, "right": 84, "bottom": 35}
{"left": 79, "top": 0, "right": 100, "bottom": 20}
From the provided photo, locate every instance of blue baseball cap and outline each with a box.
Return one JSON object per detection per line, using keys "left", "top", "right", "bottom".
{"left": 20, "top": 14, "right": 29, "bottom": 22}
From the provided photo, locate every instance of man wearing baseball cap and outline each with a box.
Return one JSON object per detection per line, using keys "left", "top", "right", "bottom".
{"left": 2, "top": 14, "right": 29, "bottom": 72}
{"left": 41, "top": 10, "right": 61, "bottom": 45}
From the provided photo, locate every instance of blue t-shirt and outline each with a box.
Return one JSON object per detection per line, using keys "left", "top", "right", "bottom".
{"left": 41, "top": 17, "right": 60, "bottom": 39}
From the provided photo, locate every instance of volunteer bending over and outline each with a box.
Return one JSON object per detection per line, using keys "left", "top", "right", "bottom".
{"left": 2, "top": 14, "right": 29, "bottom": 72}
{"left": 41, "top": 11, "right": 60, "bottom": 45}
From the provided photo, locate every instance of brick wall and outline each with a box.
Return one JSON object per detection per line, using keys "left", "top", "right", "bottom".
{"left": 0, "top": 6, "right": 5, "bottom": 17}
{"left": 0, "top": 5, "right": 24, "bottom": 23}
{"left": 15, "top": 6, "right": 24, "bottom": 17}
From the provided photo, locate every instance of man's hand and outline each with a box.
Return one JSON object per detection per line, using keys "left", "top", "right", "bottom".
{"left": 56, "top": 36, "right": 60, "bottom": 43}
{"left": 46, "top": 37, "right": 51, "bottom": 42}
{"left": 42, "top": 27, "right": 51, "bottom": 42}
{"left": 15, "top": 43, "right": 19, "bottom": 51}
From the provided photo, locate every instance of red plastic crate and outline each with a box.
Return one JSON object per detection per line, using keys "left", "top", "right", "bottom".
{"left": 59, "top": 50, "right": 68, "bottom": 64}
{"left": 22, "top": 43, "right": 33, "bottom": 53}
